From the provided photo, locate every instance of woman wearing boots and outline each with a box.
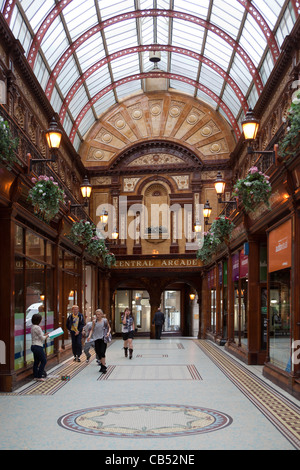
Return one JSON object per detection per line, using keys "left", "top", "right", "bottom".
{"left": 88, "top": 309, "right": 111, "bottom": 373}
{"left": 121, "top": 307, "right": 135, "bottom": 359}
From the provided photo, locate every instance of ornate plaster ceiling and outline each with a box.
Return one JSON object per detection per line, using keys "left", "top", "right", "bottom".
{"left": 79, "top": 91, "right": 235, "bottom": 170}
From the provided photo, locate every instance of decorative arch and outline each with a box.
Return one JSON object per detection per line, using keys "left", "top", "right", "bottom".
{"left": 69, "top": 72, "right": 241, "bottom": 143}
{"left": 107, "top": 140, "right": 204, "bottom": 175}
{"left": 137, "top": 176, "right": 176, "bottom": 196}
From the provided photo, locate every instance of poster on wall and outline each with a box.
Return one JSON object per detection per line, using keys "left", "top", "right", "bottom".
{"left": 232, "top": 253, "right": 239, "bottom": 281}
{"left": 239, "top": 248, "right": 248, "bottom": 278}
{"left": 268, "top": 219, "right": 292, "bottom": 273}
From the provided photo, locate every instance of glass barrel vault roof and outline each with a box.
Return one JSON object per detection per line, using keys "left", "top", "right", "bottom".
{"left": 1, "top": 0, "right": 298, "bottom": 151}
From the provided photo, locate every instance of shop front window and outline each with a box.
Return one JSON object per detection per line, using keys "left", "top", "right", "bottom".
{"left": 25, "top": 259, "right": 45, "bottom": 366}
{"left": 211, "top": 289, "right": 216, "bottom": 333}
{"left": 269, "top": 269, "right": 291, "bottom": 371}
{"left": 114, "top": 289, "right": 182, "bottom": 334}
{"left": 114, "top": 290, "right": 150, "bottom": 333}
{"left": 234, "top": 281, "right": 239, "bottom": 344}
{"left": 14, "top": 256, "right": 24, "bottom": 370}
{"left": 46, "top": 266, "right": 54, "bottom": 356}
{"left": 261, "top": 287, "right": 268, "bottom": 350}
{"left": 14, "top": 225, "right": 51, "bottom": 371}
{"left": 240, "top": 278, "right": 248, "bottom": 347}
{"left": 132, "top": 290, "right": 151, "bottom": 332}
{"left": 162, "top": 290, "right": 181, "bottom": 332}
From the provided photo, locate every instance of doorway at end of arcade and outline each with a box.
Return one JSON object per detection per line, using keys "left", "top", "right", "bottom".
{"left": 113, "top": 286, "right": 199, "bottom": 338}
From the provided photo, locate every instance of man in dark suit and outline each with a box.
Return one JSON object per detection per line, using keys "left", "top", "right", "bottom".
{"left": 152, "top": 307, "right": 165, "bottom": 339}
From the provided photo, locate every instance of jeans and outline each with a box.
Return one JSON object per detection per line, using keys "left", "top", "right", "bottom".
{"left": 70, "top": 331, "right": 82, "bottom": 358}
{"left": 31, "top": 345, "right": 47, "bottom": 378}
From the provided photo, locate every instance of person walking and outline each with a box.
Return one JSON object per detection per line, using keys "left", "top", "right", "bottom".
{"left": 66, "top": 305, "right": 85, "bottom": 362}
{"left": 83, "top": 316, "right": 100, "bottom": 364}
{"left": 152, "top": 306, "right": 165, "bottom": 339}
{"left": 121, "top": 307, "right": 135, "bottom": 359}
{"left": 88, "top": 309, "right": 111, "bottom": 373}
{"left": 30, "top": 313, "right": 49, "bottom": 382}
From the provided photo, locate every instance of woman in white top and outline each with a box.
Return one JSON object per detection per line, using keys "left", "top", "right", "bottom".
{"left": 88, "top": 309, "right": 111, "bottom": 373}
{"left": 31, "top": 313, "right": 49, "bottom": 381}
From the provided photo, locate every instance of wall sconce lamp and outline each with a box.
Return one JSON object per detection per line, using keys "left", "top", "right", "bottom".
{"left": 189, "top": 293, "right": 196, "bottom": 300}
{"left": 111, "top": 227, "right": 119, "bottom": 240}
{"left": 214, "top": 171, "right": 237, "bottom": 208}
{"left": 236, "top": 288, "right": 245, "bottom": 298}
{"left": 68, "top": 175, "right": 92, "bottom": 210}
{"left": 242, "top": 107, "right": 278, "bottom": 162}
{"left": 203, "top": 200, "right": 212, "bottom": 226}
{"left": 194, "top": 219, "right": 202, "bottom": 233}
{"left": 99, "top": 208, "right": 109, "bottom": 225}
{"left": 28, "top": 117, "right": 62, "bottom": 171}
{"left": 80, "top": 175, "right": 92, "bottom": 199}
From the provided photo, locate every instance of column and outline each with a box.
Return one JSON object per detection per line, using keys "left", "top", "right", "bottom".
{"left": 0, "top": 208, "right": 15, "bottom": 392}
{"left": 227, "top": 251, "right": 234, "bottom": 344}
{"left": 293, "top": 209, "right": 300, "bottom": 378}
{"left": 247, "top": 237, "right": 260, "bottom": 364}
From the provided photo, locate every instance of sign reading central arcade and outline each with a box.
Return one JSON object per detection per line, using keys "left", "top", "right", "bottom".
{"left": 112, "top": 258, "right": 202, "bottom": 268}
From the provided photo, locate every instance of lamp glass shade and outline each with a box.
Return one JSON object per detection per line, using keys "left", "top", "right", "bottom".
{"left": 111, "top": 228, "right": 119, "bottom": 240}
{"left": 214, "top": 172, "right": 226, "bottom": 196}
{"left": 194, "top": 220, "right": 201, "bottom": 233}
{"left": 189, "top": 293, "right": 196, "bottom": 300}
{"left": 100, "top": 209, "right": 108, "bottom": 224}
{"left": 203, "top": 200, "right": 212, "bottom": 219}
{"left": 242, "top": 108, "right": 260, "bottom": 140}
{"left": 80, "top": 176, "right": 92, "bottom": 199}
{"left": 45, "top": 118, "right": 62, "bottom": 149}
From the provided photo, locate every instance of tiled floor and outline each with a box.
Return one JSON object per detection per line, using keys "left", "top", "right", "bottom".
{"left": 0, "top": 338, "right": 299, "bottom": 450}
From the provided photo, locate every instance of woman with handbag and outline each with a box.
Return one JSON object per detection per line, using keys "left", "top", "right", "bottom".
{"left": 88, "top": 309, "right": 111, "bottom": 374}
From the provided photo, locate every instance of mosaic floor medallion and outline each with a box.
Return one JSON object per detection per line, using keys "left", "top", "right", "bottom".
{"left": 57, "top": 404, "right": 232, "bottom": 438}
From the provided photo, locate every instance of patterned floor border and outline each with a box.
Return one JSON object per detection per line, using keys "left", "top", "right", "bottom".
{"left": 18, "top": 351, "right": 98, "bottom": 396}
{"left": 0, "top": 347, "right": 102, "bottom": 396}
{"left": 195, "top": 340, "right": 300, "bottom": 450}
{"left": 97, "top": 364, "right": 202, "bottom": 381}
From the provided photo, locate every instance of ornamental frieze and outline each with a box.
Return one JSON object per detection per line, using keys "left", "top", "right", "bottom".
{"left": 128, "top": 153, "right": 184, "bottom": 166}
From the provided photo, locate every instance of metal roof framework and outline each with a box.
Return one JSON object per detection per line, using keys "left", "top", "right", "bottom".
{"left": 2, "top": 0, "right": 299, "bottom": 150}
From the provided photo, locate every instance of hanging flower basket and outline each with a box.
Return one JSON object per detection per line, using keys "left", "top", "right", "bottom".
{"left": 103, "top": 251, "right": 116, "bottom": 268}
{"left": 86, "top": 235, "right": 107, "bottom": 257}
{"left": 196, "top": 216, "right": 234, "bottom": 263}
{"left": 69, "top": 222, "right": 116, "bottom": 268}
{"left": 196, "top": 231, "right": 221, "bottom": 263}
{"left": 68, "top": 220, "right": 94, "bottom": 247}
{"left": 210, "top": 215, "right": 234, "bottom": 243}
{"left": 86, "top": 234, "right": 116, "bottom": 267}
{"left": 232, "top": 166, "right": 271, "bottom": 213}
{"left": 278, "top": 92, "right": 300, "bottom": 160}
{"left": 0, "top": 117, "right": 19, "bottom": 168}
{"left": 28, "top": 175, "right": 65, "bottom": 222}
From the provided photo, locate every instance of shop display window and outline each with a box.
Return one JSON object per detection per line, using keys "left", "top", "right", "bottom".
{"left": 163, "top": 290, "right": 181, "bottom": 332}
{"left": 210, "top": 289, "right": 216, "bottom": 333}
{"left": 234, "top": 281, "right": 239, "bottom": 344}
{"left": 14, "top": 224, "right": 54, "bottom": 370}
{"left": 269, "top": 268, "right": 291, "bottom": 371}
